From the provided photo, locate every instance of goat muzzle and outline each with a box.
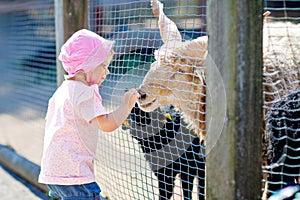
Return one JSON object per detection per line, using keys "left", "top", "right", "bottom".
{"left": 138, "top": 89, "right": 147, "bottom": 100}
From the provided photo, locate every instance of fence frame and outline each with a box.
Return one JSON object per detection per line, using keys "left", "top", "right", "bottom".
{"left": 206, "top": 0, "right": 263, "bottom": 199}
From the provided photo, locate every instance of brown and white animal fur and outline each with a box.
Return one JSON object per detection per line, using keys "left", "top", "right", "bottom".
{"left": 138, "top": 0, "right": 208, "bottom": 141}
{"left": 138, "top": 0, "right": 300, "bottom": 199}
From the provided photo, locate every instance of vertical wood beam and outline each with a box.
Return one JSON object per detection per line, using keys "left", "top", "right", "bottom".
{"left": 206, "top": 0, "right": 263, "bottom": 199}
{"left": 54, "top": 0, "right": 88, "bottom": 86}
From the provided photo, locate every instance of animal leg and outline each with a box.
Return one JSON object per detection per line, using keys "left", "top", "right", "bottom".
{"left": 155, "top": 170, "right": 175, "bottom": 200}
{"left": 180, "top": 171, "right": 194, "bottom": 200}
{"left": 198, "top": 167, "right": 205, "bottom": 200}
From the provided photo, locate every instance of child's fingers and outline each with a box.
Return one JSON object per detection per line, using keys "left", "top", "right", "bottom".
{"left": 128, "top": 88, "right": 140, "bottom": 98}
{"left": 124, "top": 89, "right": 140, "bottom": 107}
{"left": 133, "top": 89, "right": 141, "bottom": 99}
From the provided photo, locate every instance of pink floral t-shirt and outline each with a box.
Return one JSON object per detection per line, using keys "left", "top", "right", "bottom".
{"left": 39, "top": 80, "right": 107, "bottom": 185}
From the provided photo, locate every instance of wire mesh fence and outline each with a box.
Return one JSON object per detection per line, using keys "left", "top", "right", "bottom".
{"left": 89, "top": 1, "right": 206, "bottom": 199}
{"left": 262, "top": 1, "right": 300, "bottom": 198}
{"left": 0, "top": 0, "right": 299, "bottom": 199}
{"left": 0, "top": 0, "right": 56, "bottom": 164}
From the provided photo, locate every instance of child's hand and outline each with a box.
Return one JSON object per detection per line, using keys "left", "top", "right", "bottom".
{"left": 123, "top": 88, "right": 141, "bottom": 110}
{"left": 95, "top": 88, "right": 140, "bottom": 132}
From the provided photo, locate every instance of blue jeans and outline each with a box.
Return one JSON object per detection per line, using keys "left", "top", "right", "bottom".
{"left": 47, "top": 182, "right": 101, "bottom": 200}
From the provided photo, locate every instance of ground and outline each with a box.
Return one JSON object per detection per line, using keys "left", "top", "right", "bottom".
{"left": 0, "top": 165, "right": 49, "bottom": 200}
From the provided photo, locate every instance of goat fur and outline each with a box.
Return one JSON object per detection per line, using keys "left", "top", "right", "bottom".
{"left": 138, "top": 0, "right": 300, "bottom": 199}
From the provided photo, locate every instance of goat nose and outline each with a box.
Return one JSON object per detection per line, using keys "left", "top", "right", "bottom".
{"left": 138, "top": 89, "right": 147, "bottom": 100}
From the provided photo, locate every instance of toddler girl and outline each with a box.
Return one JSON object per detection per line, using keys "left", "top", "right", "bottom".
{"left": 38, "top": 29, "right": 140, "bottom": 200}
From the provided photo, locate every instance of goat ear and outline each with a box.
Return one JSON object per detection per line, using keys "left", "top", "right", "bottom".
{"left": 153, "top": 0, "right": 182, "bottom": 43}
{"left": 198, "top": 36, "right": 208, "bottom": 49}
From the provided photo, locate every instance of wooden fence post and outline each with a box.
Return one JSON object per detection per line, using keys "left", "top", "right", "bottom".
{"left": 206, "top": 0, "right": 263, "bottom": 199}
{"left": 54, "top": 0, "right": 88, "bottom": 87}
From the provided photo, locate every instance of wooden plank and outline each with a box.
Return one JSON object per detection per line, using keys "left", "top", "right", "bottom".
{"left": 206, "top": 0, "right": 263, "bottom": 199}
{"left": 54, "top": 0, "right": 88, "bottom": 86}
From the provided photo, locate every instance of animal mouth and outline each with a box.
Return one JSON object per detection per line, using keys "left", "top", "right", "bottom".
{"left": 140, "top": 98, "right": 157, "bottom": 108}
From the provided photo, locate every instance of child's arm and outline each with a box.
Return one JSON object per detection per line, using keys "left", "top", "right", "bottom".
{"left": 92, "top": 88, "right": 140, "bottom": 132}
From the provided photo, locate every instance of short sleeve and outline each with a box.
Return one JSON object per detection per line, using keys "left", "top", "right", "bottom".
{"left": 78, "top": 88, "right": 107, "bottom": 123}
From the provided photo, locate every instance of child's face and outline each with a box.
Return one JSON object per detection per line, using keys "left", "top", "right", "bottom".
{"left": 91, "top": 50, "right": 114, "bottom": 84}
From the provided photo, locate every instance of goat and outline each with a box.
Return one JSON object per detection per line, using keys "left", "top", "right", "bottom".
{"left": 123, "top": 104, "right": 205, "bottom": 200}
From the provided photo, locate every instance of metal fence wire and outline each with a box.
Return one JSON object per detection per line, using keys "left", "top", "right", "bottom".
{"left": 262, "top": 0, "right": 300, "bottom": 198}
{"left": 0, "top": 0, "right": 56, "bottom": 165}
{"left": 89, "top": 1, "right": 207, "bottom": 199}
{"left": 0, "top": 0, "right": 299, "bottom": 199}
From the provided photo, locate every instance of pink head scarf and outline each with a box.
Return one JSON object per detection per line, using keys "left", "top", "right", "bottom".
{"left": 59, "top": 29, "right": 114, "bottom": 77}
